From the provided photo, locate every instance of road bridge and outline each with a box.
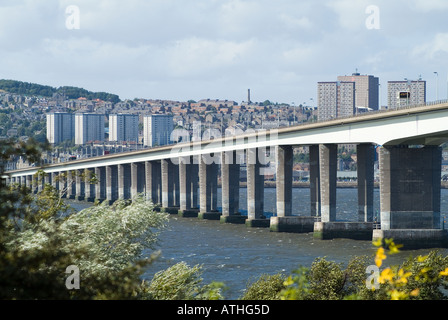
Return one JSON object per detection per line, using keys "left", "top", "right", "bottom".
{"left": 7, "top": 100, "right": 448, "bottom": 248}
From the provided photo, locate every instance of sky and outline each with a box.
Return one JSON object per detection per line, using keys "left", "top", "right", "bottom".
{"left": 1, "top": 0, "right": 448, "bottom": 105}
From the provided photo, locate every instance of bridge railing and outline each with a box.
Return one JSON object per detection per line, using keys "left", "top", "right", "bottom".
{"left": 305, "top": 98, "right": 448, "bottom": 127}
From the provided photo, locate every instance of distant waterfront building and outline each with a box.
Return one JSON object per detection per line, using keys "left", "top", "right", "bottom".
{"left": 143, "top": 114, "right": 174, "bottom": 147}
{"left": 109, "top": 114, "right": 139, "bottom": 143}
{"left": 337, "top": 73, "right": 379, "bottom": 110}
{"left": 387, "top": 80, "right": 426, "bottom": 109}
{"left": 46, "top": 112, "right": 75, "bottom": 144}
{"left": 317, "top": 81, "right": 355, "bottom": 121}
{"left": 75, "top": 113, "right": 105, "bottom": 145}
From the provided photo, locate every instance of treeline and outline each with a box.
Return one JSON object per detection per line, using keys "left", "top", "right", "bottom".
{"left": 0, "top": 79, "right": 120, "bottom": 103}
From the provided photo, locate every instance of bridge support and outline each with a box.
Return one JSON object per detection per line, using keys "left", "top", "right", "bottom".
{"left": 131, "top": 162, "right": 145, "bottom": 200}
{"left": 246, "top": 148, "right": 269, "bottom": 228}
{"left": 271, "top": 145, "right": 316, "bottom": 233}
{"left": 161, "top": 159, "right": 179, "bottom": 214}
{"left": 95, "top": 167, "right": 106, "bottom": 203}
{"left": 220, "top": 151, "right": 244, "bottom": 224}
{"left": 145, "top": 161, "right": 161, "bottom": 207}
{"left": 84, "top": 168, "right": 95, "bottom": 202}
{"left": 178, "top": 156, "right": 199, "bottom": 217}
{"left": 320, "top": 144, "right": 337, "bottom": 222}
{"left": 198, "top": 155, "right": 220, "bottom": 220}
{"left": 357, "top": 144, "right": 374, "bottom": 222}
{"left": 106, "top": 165, "right": 118, "bottom": 205}
{"left": 314, "top": 144, "right": 373, "bottom": 240}
{"left": 374, "top": 145, "right": 448, "bottom": 248}
{"left": 118, "top": 164, "right": 131, "bottom": 200}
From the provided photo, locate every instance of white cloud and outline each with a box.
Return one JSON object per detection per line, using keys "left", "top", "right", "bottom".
{"left": 0, "top": 0, "right": 447, "bottom": 102}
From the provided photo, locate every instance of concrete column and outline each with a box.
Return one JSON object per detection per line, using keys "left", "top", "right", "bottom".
{"left": 319, "top": 144, "right": 337, "bottom": 222}
{"left": 145, "top": 161, "right": 161, "bottom": 205}
{"left": 191, "top": 161, "right": 199, "bottom": 209}
{"left": 118, "top": 164, "right": 131, "bottom": 200}
{"left": 34, "top": 175, "right": 45, "bottom": 193}
{"left": 357, "top": 144, "right": 374, "bottom": 222}
{"left": 199, "top": 154, "right": 220, "bottom": 219}
{"left": 51, "top": 172, "right": 59, "bottom": 191}
{"left": 309, "top": 145, "right": 321, "bottom": 217}
{"left": 75, "top": 169, "right": 85, "bottom": 201}
{"left": 67, "top": 171, "right": 75, "bottom": 199}
{"left": 130, "top": 163, "right": 145, "bottom": 200}
{"left": 84, "top": 168, "right": 95, "bottom": 202}
{"left": 179, "top": 156, "right": 198, "bottom": 216}
{"left": 106, "top": 165, "right": 118, "bottom": 204}
{"left": 161, "top": 159, "right": 179, "bottom": 212}
{"left": 21, "top": 176, "right": 26, "bottom": 188}
{"left": 44, "top": 172, "right": 51, "bottom": 189}
{"left": 246, "top": 148, "right": 265, "bottom": 220}
{"left": 95, "top": 167, "right": 106, "bottom": 202}
{"left": 379, "top": 145, "right": 442, "bottom": 230}
{"left": 276, "top": 145, "right": 293, "bottom": 217}
{"left": 173, "top": 162, "right": 180, "bottom": 207}
{"left": 220, "top": 151, "right": 242, "bottom": 223}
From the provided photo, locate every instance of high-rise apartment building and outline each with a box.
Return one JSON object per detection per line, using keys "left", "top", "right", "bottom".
{"left": 46, "top": 112, "right": 75, "bottom": 144}
{"left": 387, "top": 80, "right": 426, "bottom": 109}
{"left": 337, "top": 73, "right": 379, "bottom": 110}
{"left": 109, "top": 114, "right": 139, "bottom": 143}
{"left": 317, "top": 81, "right": 355, "bottom": 121}
{"left": 75, "top": 113, "right": 105, "bottom": 145}
{"left": 143, "top": 114, "right": 174, "bottom": 147}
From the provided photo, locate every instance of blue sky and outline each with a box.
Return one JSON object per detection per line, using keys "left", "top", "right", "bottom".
{"left": 1, "top": 0, "right": 447, "bottom": 105}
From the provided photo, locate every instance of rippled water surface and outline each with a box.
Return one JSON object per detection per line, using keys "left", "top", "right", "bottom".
{"left": 71, "top": 188, "right": 448, "bottom": 300}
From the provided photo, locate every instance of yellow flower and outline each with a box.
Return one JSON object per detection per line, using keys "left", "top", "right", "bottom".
{"left": 396, "top": 269, "right": 412, "bottom": 284}
{"left": 410, "top": 288, "right": 420, "bottom": 297}
{"left": 283, "top": 276, "right": 294, "bottom": 287}
{"left": 379, "top": 267, "right": 394, "bottom": 284}
{"left": 375, "top": 247, "right": 387, "bottom": 268}
{"left": 372, "top": 238, "right": 383, "bottom": 247}
{"left": 417, "top": 255, "right": 428, "bottom": 263}
{"left": 440, "top": 268, "right": 448, "bottom": 276}
{"left": 390, "top": 289, "right": 408, "bottom": 300}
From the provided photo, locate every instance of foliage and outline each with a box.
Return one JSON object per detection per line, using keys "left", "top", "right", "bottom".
{"left": 1, "top": 139, "right": 225, "bottom": 300}
{"left": 241, "top": 273, "right": 286, "bottom": 300}
{"left": 276, "top": 238, "right": 448, "bottom": 301}
{"left": 279, "top": 256, "right": 370, "bottom": 300}
{"left": 0, "top": 79, "right": 120, "bottom": 103}
{"left": 143, "top": 262, "right": 224, "bottom": 300}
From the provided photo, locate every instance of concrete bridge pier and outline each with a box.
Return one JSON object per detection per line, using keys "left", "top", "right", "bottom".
{"left": 95, "top": 167, "right": 106, "bottom": 203}
{"left": 220, "top": 151, "right": 244, "bottom": 224}
{"left": 161, "top": 159, "right": 180, "bottom": 214}
{"left": 84, "top": 168, "right": 96, "bottom": 202}
{"left": 106, "top": 165, "right": 118, "bottom": 205}
{"left": 314, "top": 143, "right": 374, "bottom": 240}
{"left": 67, "top": 170, "right": 76, "bottom": 200}
{"left": 130, "top": 162, "right": 145, "bottom": 200}
{"left": 198, "top": 154, "right": 220, "bottom": 220}
{"left": 178, "top": 156, "right": 199, "bottom": 217}
{"left": 145, "top": 160, "right": 161, "bottom": 208}
{"left": 51, "top": 172, "right": 59, "bottom": 192}
{"left": 246, "top": 148, "right": 269, "bottom": 228}
{"left": 75, "top": 169, "right": 85, "bottom": 201}
{"left": 373, "top": 145, "right": 448, "bottom": 248}
{"left": 271, "top": 145, "right": 315, "bottom": 232}
{"left": 118, "top": 164, "right": 131, "bottom": 200}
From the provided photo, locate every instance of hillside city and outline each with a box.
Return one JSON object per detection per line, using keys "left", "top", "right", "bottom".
{"left": 2, "top": 76, "right": 448, "bottom": 181}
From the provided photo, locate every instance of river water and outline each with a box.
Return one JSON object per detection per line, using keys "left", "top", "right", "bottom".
{"left": 70, "top": 188, "right": 448, "bottom": 300}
